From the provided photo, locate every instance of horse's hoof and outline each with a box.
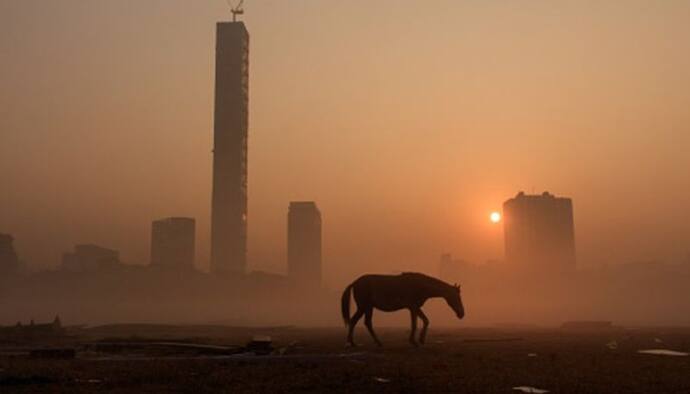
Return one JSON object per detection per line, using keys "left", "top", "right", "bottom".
{"left": 346, "top": 342, "right": 357, "bottom": 348}
{"left": 375, "top": 342, "right": 383, "bottom": 347}
{"left": 409, "top": 341, "right": 419, "bottom": 347}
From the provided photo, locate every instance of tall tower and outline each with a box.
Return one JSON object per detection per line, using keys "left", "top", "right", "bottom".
{"left": 503, "top": 191, "right": 576, "bottom": 273}
{"left": 211, "top": 21, "right": 249, "bottom": 275}
{"left": 287, "top": 202, "right": 322, "bottom": 287}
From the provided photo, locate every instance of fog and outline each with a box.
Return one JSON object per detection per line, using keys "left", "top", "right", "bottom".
{"left": 1, "top": 1, "right": 689, "bottom": 327}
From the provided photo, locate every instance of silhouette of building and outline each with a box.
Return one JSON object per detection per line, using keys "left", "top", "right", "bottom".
{"left": 0, "top": 233, "right": 20, "bottom": 275}
{"left": 503, "top": 191, "right": 576, "bottom": 272}
{"left": 0, "top": 316, "right": 64, "bottom": 340}
{"left": 151, "top": 217, "right": 195, "bottom": 270}
{"left": 211, "top": 21, "right": 249, "bottom": 275}
{"left": 287, "top": 202, "right": 322, "bottom": 287}
{"left": 62, "top": 244, "right": 120, "bottom": 272}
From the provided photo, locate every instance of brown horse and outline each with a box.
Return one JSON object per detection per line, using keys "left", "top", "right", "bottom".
{"left": 341, "top": 272, "right": 464, "bottom": 346}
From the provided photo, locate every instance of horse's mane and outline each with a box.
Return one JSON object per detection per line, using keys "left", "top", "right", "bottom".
{"left": 401, "top": 272, "right": 454, "bottom": 290}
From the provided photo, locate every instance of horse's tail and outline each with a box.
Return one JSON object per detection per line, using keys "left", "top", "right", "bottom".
{"left": 341, "top": 283, "right": 354, "bottom": 326}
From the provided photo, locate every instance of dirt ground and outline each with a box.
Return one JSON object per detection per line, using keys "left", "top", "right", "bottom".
{"left": 1, "top": 325, "right": 690, "bottom": 393}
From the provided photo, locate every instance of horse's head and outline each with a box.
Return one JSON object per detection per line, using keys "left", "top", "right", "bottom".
{"left": 445, "top": 283, "right": 465, "bottom": 319}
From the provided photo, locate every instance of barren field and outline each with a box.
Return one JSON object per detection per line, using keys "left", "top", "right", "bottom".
{"left": 1, "top": 325, "right": 690, "bottom": 393}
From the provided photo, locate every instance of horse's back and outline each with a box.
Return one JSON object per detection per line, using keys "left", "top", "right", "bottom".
{"left": 352, "top": 274, "right": 406, "bottom": 291}
{"left": 351, "top": 274, "right": 424, "bottom": 311}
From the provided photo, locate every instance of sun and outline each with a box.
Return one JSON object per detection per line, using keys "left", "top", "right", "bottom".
{"left": 490, "top": 211, "right": 501, "bottom": 223}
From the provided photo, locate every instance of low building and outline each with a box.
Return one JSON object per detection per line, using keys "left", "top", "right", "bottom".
{"left": 62, "top": 244, "right": 120, "bottom": 272}
{"left": 0, "top": 316, "right": 64, "bottom": 340}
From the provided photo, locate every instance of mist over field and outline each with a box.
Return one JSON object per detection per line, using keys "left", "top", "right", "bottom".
{"left": 1, "top": 0, "right": 689, "bottom": 329}
{"left": 3, "top": 3, "right": 690, "bottom": 393}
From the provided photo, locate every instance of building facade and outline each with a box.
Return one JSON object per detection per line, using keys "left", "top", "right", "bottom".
{"left": 211, "top": 21, "right": 249, "bottom": 275}
{"left": 151, "top": 217, "right": 195, "bottom": 270}
{"left": 287, "top": 202, "right": 322, "bottom": 287}
{"left": 503, "top": 191, "right": 576, "bottom": 272}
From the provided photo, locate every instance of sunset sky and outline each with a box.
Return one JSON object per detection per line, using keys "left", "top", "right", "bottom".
{"left": 1, "top": 0, "right": 689, "bottom": 287}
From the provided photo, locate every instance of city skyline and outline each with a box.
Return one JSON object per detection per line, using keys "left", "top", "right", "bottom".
{"left": 1, "top": 1, "right": 689, "bottom": 288}
{"left": 3, "top": 4, "right": 690, "bottom": 391}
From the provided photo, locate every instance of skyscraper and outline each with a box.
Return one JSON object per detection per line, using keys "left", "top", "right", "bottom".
{"left": 287, "top": 202, "right": 322, "bottom": 287}
{"left": 211, "top": 21, "right": 249, "bottom": 275}
{"left": 151, "top": 217, "right": 195, "bottom": 270}
{"left": 503, "top": 191, "right": 576, "bottom": 272}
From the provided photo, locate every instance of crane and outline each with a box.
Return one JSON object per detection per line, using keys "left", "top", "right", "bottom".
{"left": 227, "top": 0, "right": 244, "bottom": 22}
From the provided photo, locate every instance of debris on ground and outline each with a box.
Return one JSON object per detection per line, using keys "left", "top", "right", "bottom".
{"left": 374, "top": 377, "right": 391, "bottom": 383}
{"left": 75, "top": 379, "right": 103, "bottom": 384}
{"left": 513, "top": 386, "right": 549, "bottom": 393}
{"left": 83, "top": 341, "right": 243, "bottom": 357}
{"left": 527, "top": 353, "right": 537, "bottom": 357}
{"left": 638, "top": 349, "right": 689, "bottom": 357}
{"left": 606, "top": 341, "right": 618, "bottom": 350}
{"left": 246, "top": 336, "right": 273, "bottom": 355}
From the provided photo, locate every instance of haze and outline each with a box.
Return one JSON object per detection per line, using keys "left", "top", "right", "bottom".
{"left": 2, "top": 0, "right": 689, "bottom": 290}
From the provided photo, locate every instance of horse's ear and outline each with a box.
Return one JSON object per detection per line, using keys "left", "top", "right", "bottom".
{"left": 454, "top": 283, "right": 459, "bottom": 288}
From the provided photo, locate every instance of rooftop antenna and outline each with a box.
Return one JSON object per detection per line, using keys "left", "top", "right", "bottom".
{"left": 227, "top": 0, "right": 244, "bottom": 22}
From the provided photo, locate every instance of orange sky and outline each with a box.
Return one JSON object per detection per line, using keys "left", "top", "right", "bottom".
{"left": 1, "top": 0, "right": 689, "bottom": 287}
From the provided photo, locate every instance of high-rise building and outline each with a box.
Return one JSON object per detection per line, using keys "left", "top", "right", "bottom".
{"left": 0, "top": 233, "right": 20, "bottom": 275}
{"left": 287, "top": 202, "right": 322, "bottom": 287}
{"left": 211, "top": 21, "right": 249, "bottom": 275}
{"left": 151, "top": 217, "right": 195, "bottom": 270}
{"left": 503, "top": 191, "right": 576, "bottom": 272}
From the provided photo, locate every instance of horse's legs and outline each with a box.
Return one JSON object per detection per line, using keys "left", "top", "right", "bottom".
{"left": 364, "top": 309, "right": 382, "bottom": 347}
{"left": 417, "top": 308, "right": 430, "bottom": 344}
{"left": 347, "top": 309, "right": 365, "bottom": 346}
{"left": 409, "top": 309, "right": 418, "bottom": 346}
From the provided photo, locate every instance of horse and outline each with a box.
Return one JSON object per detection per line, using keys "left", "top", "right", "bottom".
{"left": 341, "top": 272, "right": 464, "bottom": 347}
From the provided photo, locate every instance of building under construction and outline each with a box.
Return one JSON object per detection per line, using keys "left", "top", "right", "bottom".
{"left": 210, "top": 20, "right": 249, "bottom": 275}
